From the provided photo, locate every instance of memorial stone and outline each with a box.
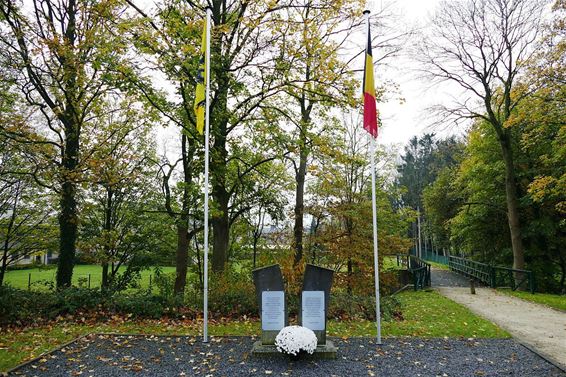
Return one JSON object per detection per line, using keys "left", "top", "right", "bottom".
{"left": 252, "top": 264, "right": 286, "bottom": 346}
{"left": 300, "top": 264, "right": 334, "bottom": 345}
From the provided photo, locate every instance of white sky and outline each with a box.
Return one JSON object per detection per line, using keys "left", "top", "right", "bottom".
{"left": 151, "top": 0, "right": 464, "bottom": 157}
{"left": 369, "top": 0, "right": 466, "bottom": 149}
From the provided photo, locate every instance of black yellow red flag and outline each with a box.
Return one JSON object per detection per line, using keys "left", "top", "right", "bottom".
{"left": 194, "top": 20, "right": 207, "bottom": 135}
{"left": 363, "top": 25, "right": 378, "bottom": 138}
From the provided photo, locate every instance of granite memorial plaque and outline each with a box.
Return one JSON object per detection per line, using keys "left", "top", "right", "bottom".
{"left": 261, "top": 291, "right": 285, "bottom": 331}
{"left": 301, "top": 290, "right": 325, "bottom": 331}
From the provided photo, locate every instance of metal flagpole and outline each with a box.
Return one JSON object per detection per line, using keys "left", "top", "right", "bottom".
{"left": 370, "top": 136, "right": 382, "bottom": 345}
{"left": 364, "top": 10, "right": 382, "bottom": 345}
{"left": 203, "top": 6, "right": 211, "bottom": 343}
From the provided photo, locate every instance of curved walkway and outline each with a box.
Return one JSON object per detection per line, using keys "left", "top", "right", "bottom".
{"left": 433, "top": 268, "right": 566, "bottom": 370}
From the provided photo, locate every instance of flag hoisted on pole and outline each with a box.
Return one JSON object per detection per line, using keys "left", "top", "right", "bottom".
{"left": 194, "top": 11, "right": 208, "bottom": 135}
{"left": 362, "top": 9, "right": 382, "bottom": 345}
{"left": 193, "top": 7, "right": 212, "bottom": 343}
{"left": 362, "top": 10, "right": 378, "bottom": 138}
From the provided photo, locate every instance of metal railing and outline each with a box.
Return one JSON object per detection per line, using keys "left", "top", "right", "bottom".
{"left": 448, "top": 255, "right": 535, "bottom": 293}
{"left": 420, "top": 250, "right": 449, "bottom": 265}
{"left": 395, "top": 254, "right": 431, "bottom": 290}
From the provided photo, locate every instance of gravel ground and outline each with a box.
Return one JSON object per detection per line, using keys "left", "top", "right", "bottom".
{"left": 10, "top": 335, "right": 564, "bottom": 377}
{"left": 431, "top": 269, "right": 478, "bottom": 288}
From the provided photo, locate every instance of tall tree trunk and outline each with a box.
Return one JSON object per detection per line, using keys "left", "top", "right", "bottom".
{"left": 293, "top": 136, "right": 308, "bottom": 266}
{"left": 194, "top": 230, "right": 203, "bottom": 291}
{"left": 173, "top": 131, "right": 194, "bottom": 296}
{"left": 210, "top": 39, "right": 230, "bottom": 272}
{"left": 253, "top": 236, "right": 259, "bottom": 269}
{"left": 101, "top": 263, "right": 109, "bottom": 289}
{"left": 56, "top": 0, "right": 79, "bottom": 289}
{"left": 499, "top": 133, "right": 525, "bottom": 271}
{"left": 101, "top": 188, "right": 113, "bottom": 289}
{"left": 0, "top": 257, "right": 6, "bottom": 287}
{"left": 56, "top": 176, "right": 78, "bottom": 288}
{"left": 0, "top": 236, "right": 9, "bottom": 286}
{"left": 212, "top": 190, "right": 229, "bottom": 273}
{"left": 210, "top": 81, "right": 229, "bottom": 273}
{"left": 174, "top": 223, "right": 189, "bottom": 295}
{"left": 559, "top": 253, "right": 565, "bottom": 293}
{"left": 347, "top": 258, "right": 353, "bottom": 295}
{"left": 1, "top": 189, "right": 18, "bottom": 287}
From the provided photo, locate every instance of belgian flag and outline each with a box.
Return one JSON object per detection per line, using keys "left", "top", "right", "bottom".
{"left": 194, "top": 19, "right": 207, "bottom": 135}
{"left": 363, "top": 24, "right": 378, "bottom": 138}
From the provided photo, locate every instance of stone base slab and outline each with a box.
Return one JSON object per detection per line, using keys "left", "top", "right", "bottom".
{"left": 251, "top": 340, "right": 337, "bottom": 360}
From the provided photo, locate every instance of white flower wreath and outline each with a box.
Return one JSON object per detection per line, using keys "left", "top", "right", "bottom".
{"left": 275, "top": 325, "right": 318, "bottom": 356}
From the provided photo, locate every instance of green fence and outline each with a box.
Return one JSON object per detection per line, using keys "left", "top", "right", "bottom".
{"left": 420, "top": 251, "right": 449, "bottom": 265}
{"left": 409, "top": 248, "right": 449, "bottom": 265}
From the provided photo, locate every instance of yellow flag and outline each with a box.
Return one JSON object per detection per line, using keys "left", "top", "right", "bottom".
{"left": 194, "top": 19, "right": 207, "bottom": 135}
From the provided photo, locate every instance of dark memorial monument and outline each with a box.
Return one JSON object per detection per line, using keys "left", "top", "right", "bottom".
{"left": 252, "top": 264, "right": 287, "bottom": 354}
{"left": 251, "top": 263, "right": 336, "bottom": 359}
{"left": 300, "top": 264, "right": 336, "bottom": 358}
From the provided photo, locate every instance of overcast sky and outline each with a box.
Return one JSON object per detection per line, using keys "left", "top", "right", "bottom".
{"left": 151, "top": 0, "right": 463, "bottom": 155}
{"left": 367, "top": 0, "right": 467, "bottom": 149}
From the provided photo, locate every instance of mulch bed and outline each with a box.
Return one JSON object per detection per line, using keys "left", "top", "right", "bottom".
{"left": 10, "top": 335, "right": 564, "bottom": 376}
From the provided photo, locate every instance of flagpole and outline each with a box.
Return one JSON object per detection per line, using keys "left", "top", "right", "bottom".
{"left": 370, "top": 136, "right": 382, "bottom": 345}
{"left": 364, "top": 9, "right": 382, "bottom": 345}
{"left": 203, "top": 6, "right": 211, "bottom": 344}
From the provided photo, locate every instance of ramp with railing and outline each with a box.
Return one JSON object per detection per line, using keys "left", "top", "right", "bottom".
{"left": 395, "top": 254, "right": 431, "bottom": 290}
{"left": 448, "top": 255, "right": 535, "bottom": 293}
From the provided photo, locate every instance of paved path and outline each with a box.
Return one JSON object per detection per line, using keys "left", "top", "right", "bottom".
{"left": 431, "top": 268, "right": 476, "bottom": 287}
{"left": 433, "top": 269, "right": 566, "bottom": 371}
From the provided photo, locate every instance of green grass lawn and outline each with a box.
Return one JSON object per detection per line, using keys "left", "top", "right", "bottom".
{"left": 382, "top": 255, "right": 404, "bottom": 270}
{"left": 4, "top": 265, "right": 177, "bottom": 290}
{"left": 497, "top": 288, "right": 566, "bottom": 311}
{"left": 0, "top": 290, "right": 508, "bottom": 372}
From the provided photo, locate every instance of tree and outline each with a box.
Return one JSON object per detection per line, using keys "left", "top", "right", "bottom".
{"left": 511, "top": 0, "right": 566, "bottom": 290}
{"left": 205, "top": 0, "right": 293, "bottom": 273}
{"left": 0, "top": 139, "right": 56, "bottom": 286}
{"left": 237, "top": 160, "right": 289, "bottom": 269}
{"left": 418, "top": 0, "right": 548, "bottom": 271}
{"left": 448, "top": 121, "right": 511, "bottom": 260}
{"left": 396, "top": 134, "right": 437, "bottom": 210}
{"left": 422, "top": 167, "right": 462, "bottom": 253}
{"left": 127, "top": 0, "right": 291, "bottom": 279}
{"left": 80, "top": 97, "right": 170, "bottom": 290}
{"left": 307, "top": 114, "right": 412, "bottom": 294}
{"left": 0, "top": 0, "right": 133, "bottom": 288}
{"left": 266, "top": 0, "right": 363, "bottom": 266}
{"left": 396, "top": 134, "right": 463, "bottom": 253}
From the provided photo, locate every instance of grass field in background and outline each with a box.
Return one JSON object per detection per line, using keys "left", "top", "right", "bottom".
{"left": 497, "top": 288, "right": 566, "bottom": 312}
{"left": 382, "top": 255, "right": 404, "bottom": 270}
{"left": 4, "top": 265, "right": 177, "bottom": 290}
{"left": 0, "top": 290, "right": 509, "bottom": 371}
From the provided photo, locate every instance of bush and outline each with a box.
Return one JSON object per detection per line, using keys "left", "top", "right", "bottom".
{"left": 0, "top": 285, "right": 48, "bottom": 324}
{"left": 110, "top": 293, "right": 167, "bottom": 319}
{"left": 0, "top": 285, "right": 105, "bottom": 324}
{"left": 329, "top": 292, "right": 401, "bottom": 321}
{"left": 204, "top": 270, "right": 258, "bottom": 316}
{"left": 55, "top": 287, "right": 106, "bottom": 314}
